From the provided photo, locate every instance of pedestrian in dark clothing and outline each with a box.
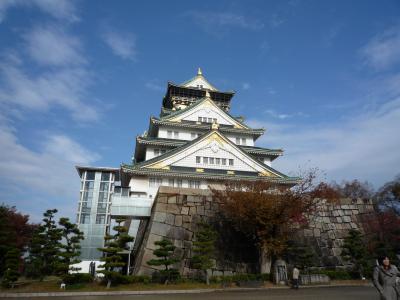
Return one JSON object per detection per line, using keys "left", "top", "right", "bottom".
{"left": 373, "top": 256, "right": 400, "bottom": 300}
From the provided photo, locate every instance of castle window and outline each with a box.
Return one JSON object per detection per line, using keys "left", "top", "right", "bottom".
{"left": 198, "top": 117, "right": 202, "bottom": 122}
{"left": 160, "top": 149, "right": 166, "bottom": 155}
{"left": 154, "top": 149, "right": 160, "bottom": 156}
{"left": 189, "top": 180, "right": 200, "bottom": 189}
{"left": 149, "top": 177, "right": 163, "bottom": 187}
{"left": 216, "top": 158, "right": 220, "bottom": 165}
{"left": 191, "top": 132, "right": 196, "bottom": 139}
{"left": 241, "top": 138, "right": 246, "bottom": 145}
{"left": 176, "top": 179, "right": 183, "bottom": 187}
{"left": 174, "top": 131, "right": 179, "bottom": 138}
{"left": 203, "top": 157, "right": 208, "bottom": 164}
{"left": 210, "top": 157, "right": 215, "bottom": 164}
{"left": 167, "top": 130, "right": 172, "bottom": 138}
{"left": 222, "top": 158, "right": 226, "bottom": 165}
{"left": 168, "top": 179, "right": 174, "bottom": 187}
{"left": 208, "top": 118, "right": 212, "bottom": 123}
{"left": 229, "top": 159, "right": 234, "bottom": 166}
{"left": 213, "top": 118, "right": 217, "bottom": 123}
{"left": 236, "top": 137, "right": 240, "bottom": 144}
{"left": 196, "top": 156, "right": 201, "bottom": 164}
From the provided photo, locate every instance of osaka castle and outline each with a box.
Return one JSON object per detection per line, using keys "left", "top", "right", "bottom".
{"left": 75, "top": 69, "right": 298, "bottom": 262}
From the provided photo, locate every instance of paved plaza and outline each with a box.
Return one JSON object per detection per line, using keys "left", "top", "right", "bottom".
{"left": 0, "top": 286, "right": 379, "bottom": 300}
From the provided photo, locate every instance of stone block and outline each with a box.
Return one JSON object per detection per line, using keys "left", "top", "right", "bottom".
{"left": 175, "top": 215, "right": 183, "bottom": 226}
{"left": 182, "top": 222, "right": 191, "bottom": 230}
{"left": 304, "top": 229, "right": 313, "bottom": 237}
{"left": 196, "top": 206, "right": 205, "bottom": 215}
{"left": 165, "top": 213, "right": 175, "bottom": 225}
{"left": 156, "top": 203, "right": 167, "bottom": 212}
{"left": 313, "top": 229, "right": 321, "bottom": 237}
{"left": 336, "top": 217, "right": 342, "bottom": 223}
{"left": 151, "top": 222, "right": 172, "bottom": 236}
{"left": 158, "top": 196, "right": 168, "bottom": 204}
{"left": 181, "top": 207, "right": 189, "bottom": 215}
{"left": 328, "top": 231, "right": 336, "bottom": 239}
{"left": 183, "top": 215, "right": 191, "bottom": 223}
{"left": 350, "top": 222, "right": 358, "bottom": 229}
{"left": 174, "top": 239, "right": 184, "bottom": 248}
{"left": 153, "top": 212, "right": 166, "bottom": 223}
{"left": 343, "top": 216, "right": 351, "bottom": 222}
{"left": 187, "top": 195, "right": 202, "bottom": 203}
{"left": 189, "top": 206, "right": 196, "bottom": 215}
{"left": 167, "top": 226, "right": 185, "bottom": 240}
{"left": 167, "top": 196, "right": 177, "bottom": 204}
{"left": 166, "top": 204, "right": 180, "bottom": 214}
{"left": 147, "top": 233, "right": 163, "bottom": 250}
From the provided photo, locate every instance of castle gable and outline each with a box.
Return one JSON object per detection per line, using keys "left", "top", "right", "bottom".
{"left": 141, "top": 130, "right": 283, "bottom": 178}
{"left": 164, "top": 97, "right": 247, "bottom": 129}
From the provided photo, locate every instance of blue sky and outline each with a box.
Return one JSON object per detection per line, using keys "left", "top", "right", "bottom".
{"left": 0, "top": 0, "right": 400, "bottom": 221}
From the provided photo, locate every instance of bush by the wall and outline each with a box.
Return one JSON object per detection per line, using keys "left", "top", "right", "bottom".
{"left": 210, "top": 273, "right": 270, "bottom": 284}
{"left": 62, "top": 273, "right": 93, "bottom": 285}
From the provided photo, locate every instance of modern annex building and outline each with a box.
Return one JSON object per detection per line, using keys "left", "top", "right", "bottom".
{"left": 75, "top": 69, "right": 298, "bottom": 262}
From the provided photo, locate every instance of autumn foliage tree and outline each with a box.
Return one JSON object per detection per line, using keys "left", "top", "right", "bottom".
{"left": 211, "top": 171, "right": 324, "bottom": 272}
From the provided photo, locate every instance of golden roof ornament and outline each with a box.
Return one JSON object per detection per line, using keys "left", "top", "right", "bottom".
{"left": 197, "top": 67, "right": 202, "bottom": 76}
{"left": 205, "top": 90, "right": 211, "bottom": 98}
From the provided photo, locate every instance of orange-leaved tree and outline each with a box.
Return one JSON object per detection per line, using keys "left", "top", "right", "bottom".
{"left": 211, "top": 170, "right": 329, "bottom": 273}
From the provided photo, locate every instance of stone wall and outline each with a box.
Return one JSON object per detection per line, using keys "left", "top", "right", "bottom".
{"left": 299, "top": 198, "right": 374, "bottom": 267}
{"left": 133, "top": 187, "right": 217, "bottom": 276}
{"left": 132, "top": 187, "right": 374, "bottom": 276}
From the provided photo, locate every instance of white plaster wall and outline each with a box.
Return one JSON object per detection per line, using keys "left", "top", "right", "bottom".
{"left": 264, "top": 158, "right": 272, "bottom": 167}
{"left": 184, "top": 77, "right": 215, "bottom": 90}
{"left": 158, "top": 127, "right": 202, "bottom": 141}
{"left": 172, "top": 146, "right": 260, "bottom": 172}
{"left": 226, "top": 134, "right": 254, "bottom": 146}
{"left": 182, "top": 107, "right": 234, "bottom": 126}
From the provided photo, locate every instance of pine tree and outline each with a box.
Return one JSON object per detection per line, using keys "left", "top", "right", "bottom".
{"left": 98, "top": 218, "right": 134, "bottom": 288}
{"left": 1, "top": 248, "right": 20, "bottom": 288}
{"left": 285, "top": 240, "right": 316, "bottom": 273}
{"left": 191, "top": 223, "right": 217, "bottom": 285}
{"left": 342, "top": 229, "right": 368, "bottom": 278}
{"left": 25, "top": 209, "right": 62, "bottom": 280}
{"left": 55, "top": 218, "right": 84, "bottom": 278}
{"left": 147, "top": 239, "right": 179, "bottom": 284}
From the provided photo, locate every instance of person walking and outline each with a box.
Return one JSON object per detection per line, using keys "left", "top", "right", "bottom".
{"left": 292, "top": 266, "right": 300, "bottom": 289}
{"left": 373, "top": 256, "right": 400, "bottom": 300}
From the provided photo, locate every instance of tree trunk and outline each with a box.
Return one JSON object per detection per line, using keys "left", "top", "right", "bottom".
{"left": 259, "top": 247, "right": 272, "bottom": 274}
{"left": 106, "top": 279, "right": 111, "bottom": 289}
{"left": 205, "top": 270, "right": 210, "bottom": 285}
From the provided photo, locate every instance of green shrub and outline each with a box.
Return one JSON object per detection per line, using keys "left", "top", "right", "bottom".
{"left": 151, "top": 270, "right": 181, "bottom": 284}
{"left": 210, "top": 273, "right": 270, "bottom": 284}
{"left": 309, "top": 269, "right": 352, "bottom": 280}
{"left": 62, "top": 273, "right": 93, "bottom": 284}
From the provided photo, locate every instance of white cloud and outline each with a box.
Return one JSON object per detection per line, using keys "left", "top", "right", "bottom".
{"left": 101, "top": 30, "right": 137, "bottom": 61}
{"left": 145, "top": 80, "right": 164, "bottom": 92}
{"left": 23, "top": 25, "right": 86, "bottom": 66}
{"left": 0, "top": 58, "right": 99, "bottom": 122}
{"left": 269, "top": 14, "right": 285, "bottom": 28}
{"left": 0, "top": 121, "right": 100, "bottom": 220}
{"left": 0, "top": 0, "right": 78, "bottom": 23}
{"left": 361, "top": 26, "right": 400, "bottom": 71}
{"left": 250, "top": 97, "right": 400, "bottom": 187}
{"left": 184, "top": 11, "right": 264, "bottom": 36}
{"left": 242, "top": 82, "right": 250, "bottom": 90}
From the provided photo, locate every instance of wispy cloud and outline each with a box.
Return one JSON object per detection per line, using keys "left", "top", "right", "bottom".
{"left": 251, "top": 97, "right": 400, "bottom": 187}
{"left": 0, "top": 53, "right": 99, "bottom": 122}
{"left": 242, "top": 82, "right": 250, "bottom": 90}
{"left": 183, "top": 11, "right": 264, "bottom": 36}
{"left": 23, "top": 25, "right": 86, "bottom": 66}
{"left": 101, "top": 29, "right": 137, "bottom": 61}
{"left": 322, "top": 24, "right": 343, "bottom": 47}
{"left": 269, "top": 13, "right": 285, "bottom": 28}
{"left": 264, "top": 109, "right": 306, "bottom": 120}
{"left": 360, "top": 26, "right": 400, "bottom": 71}
{"left": 0, "top": 121, "right": 99, "bottom": 220}
{"left": 0, "top": 0, "right": 79, "bottom": 23}
{"left": 145, "top": 79, "right": 164, "bottom": 92}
